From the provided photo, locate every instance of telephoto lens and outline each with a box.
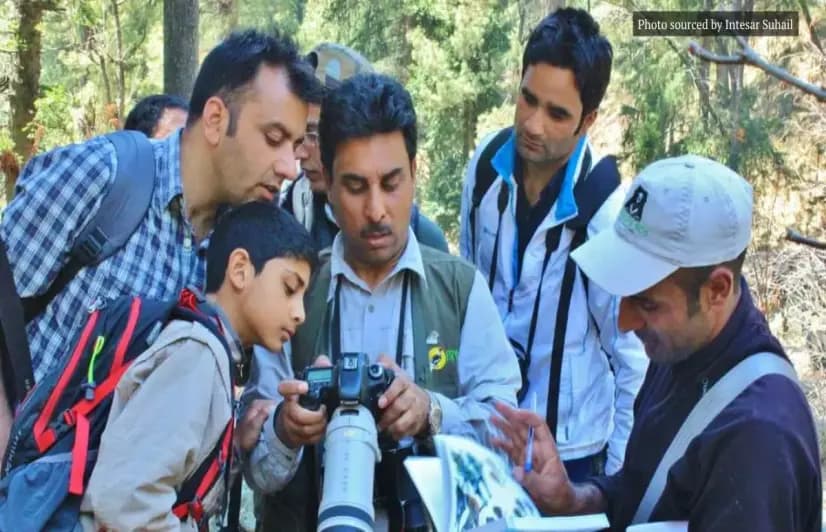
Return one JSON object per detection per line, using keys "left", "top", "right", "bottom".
{"left": 316, "top": 405, "right": 381, "bottom": 532}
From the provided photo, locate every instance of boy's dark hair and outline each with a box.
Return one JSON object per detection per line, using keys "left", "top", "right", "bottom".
{"left": 188, "top": 28, "right": 324, "bottom": 135}
{"left": 319, "top": 73, "right": 416, "bottom": 176}
{"left": 521, "top": 8, "right": 613, "bottom": 121}
{"left": 206, "top": 201, "right": 318, "bottom": 293}
{"left": 124, "top": 94, "right": 189, "bottom": 137}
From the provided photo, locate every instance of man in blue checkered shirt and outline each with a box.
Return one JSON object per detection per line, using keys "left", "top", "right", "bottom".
{"left": 1, "top": 29, "right": 322, "bottom": 391}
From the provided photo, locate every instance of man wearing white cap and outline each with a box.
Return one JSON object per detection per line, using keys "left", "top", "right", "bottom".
{"left": 492, "top": 155, "right": 821, "bottom": 530}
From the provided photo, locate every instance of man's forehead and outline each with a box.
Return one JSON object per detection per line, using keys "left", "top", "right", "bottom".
{"left": 247, "top": 64, "right": 308, "bottom": 134}
{"left": 521, "top": 63, "right": 580, "bottom": 109}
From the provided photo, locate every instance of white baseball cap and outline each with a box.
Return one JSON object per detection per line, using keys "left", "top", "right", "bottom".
{"left": 570, "top": 155, "right": 753, "bottom": 297}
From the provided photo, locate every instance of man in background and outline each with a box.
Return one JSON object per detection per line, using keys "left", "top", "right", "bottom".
{"left": 283, "top": 42, "right": 449, "bottom": 253}
{"left": 124, "top": 94, "right": 189, "bottom": 139}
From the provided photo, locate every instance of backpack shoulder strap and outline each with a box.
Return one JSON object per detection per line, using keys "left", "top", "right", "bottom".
{"left": 172, "top": 417, "right": 235, "bottom": 526}
{"left": 410, "top": 203, "right": 420, "bottom": 236}
{"left": 546, "top": 152, "right": 621, "bottom": 434}
{"left": 566, "top": 154, "right": 621, "bottom": 231}
{"left": 472, "top": 126, "right": 513, "bottom": 208}
{"left": 0, "top": 239, "right": 34, "bottom": 407}
{"left": 21, "top": 130, "right": 156, "bottom": 322}
{"left": 631, "top": 352, "right": 799, "bottom": 525}
{"left": 412, "top": 207, "right": 450, "bottom": 253}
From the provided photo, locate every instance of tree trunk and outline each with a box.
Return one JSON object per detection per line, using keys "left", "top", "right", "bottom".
{"left": 163, "top": 0, "right": 199, "bottom": 99}
{"left": 8, "top": 0, "right": 53, "bottom": 199}
{"left": 727, "top": 0, "right": 752, "bottom": 170}
{"left": 110, "top": 0, "right": 126, "bottom": 125}
{"left": 217, "top": 0, "right": 239, "bottom": 37}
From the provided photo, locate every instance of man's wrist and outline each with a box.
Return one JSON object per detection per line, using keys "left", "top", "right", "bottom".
{"left": 567, "top": 482, "right": 607, "bottom": 515}
{"left": 418, "top": 391, "right": 442, "bottom": 438}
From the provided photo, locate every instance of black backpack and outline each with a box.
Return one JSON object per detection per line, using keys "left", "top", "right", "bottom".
{"left": 467, "top": 127, "right": 621, "bottom": 435}
{"left": 0, "top": 288, "right": 235, "bottom": 531}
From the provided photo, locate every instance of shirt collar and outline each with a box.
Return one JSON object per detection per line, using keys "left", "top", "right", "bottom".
{"left": 491, "top": 129, "right": 589, "bottom": 223}
{"left": 158, "top": 128, "right": 184, "bottom": 212}
{"left": 327, "top": 227, "right": 426, "bottom": 301}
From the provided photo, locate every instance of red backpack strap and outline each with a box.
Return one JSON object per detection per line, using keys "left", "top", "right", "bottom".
{"left": 172, "top": 418, "right": 235, "bottom": 527}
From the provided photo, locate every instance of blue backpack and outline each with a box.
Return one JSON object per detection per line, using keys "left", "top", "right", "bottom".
{"left": 0, "top": 288, "right": 235, "bottom": 531}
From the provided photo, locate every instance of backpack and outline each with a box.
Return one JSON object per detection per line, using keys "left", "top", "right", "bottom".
{"left": 468, "top": 127, "right": 621, "bottom": 433}
{"left": 0, "top": 288, "right": 235, "bottom": 531}
{"left": 0, "top": 130, "right": 156, "bottom": 409}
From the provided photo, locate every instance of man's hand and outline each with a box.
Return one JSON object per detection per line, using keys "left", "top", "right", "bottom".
{"left": 237, "top": 399, "right": 276, "bottom": 453}
{"left": 275, "top": 355, "right": 332, "bottom": 449}
{"left": 491, "top": 401, "right": 578, "bottom": 515}
{"left": 376, "top": 354, "right": 430, "bottom": 440}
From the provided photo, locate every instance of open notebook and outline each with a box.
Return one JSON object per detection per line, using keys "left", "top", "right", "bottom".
{"left": 404, "top": 435, "right": 609, "bottom": 531}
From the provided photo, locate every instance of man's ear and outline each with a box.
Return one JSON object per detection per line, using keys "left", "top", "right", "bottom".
{"left": 410, "top": 157, "right": 417, "bottom": 184}
{"left": 704, "top": 267, "right": 735, "bottom": 309}
{"left": 225, "top": 248, "right": 254, "bottom": 292}
{"left": 578, "top": 109, "right": 598, "bottom": 136}
{"left": 201, "top": 96, "right": 229, "bottom": 146}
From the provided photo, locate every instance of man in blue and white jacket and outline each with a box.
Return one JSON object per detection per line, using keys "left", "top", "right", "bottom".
{"left": 459, "top": 8, "right": 647, "bottom": 479}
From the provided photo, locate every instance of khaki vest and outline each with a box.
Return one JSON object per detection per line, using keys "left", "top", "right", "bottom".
{"left": 259, "top": 246, "right": 476, "bottom": 531}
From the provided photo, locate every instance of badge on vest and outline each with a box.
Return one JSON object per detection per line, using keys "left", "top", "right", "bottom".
{"left": 428, "top": 346, "right": 459, "bottom": 371}
{"left": 427, "top": 330, "right": 456, "bottom": 372}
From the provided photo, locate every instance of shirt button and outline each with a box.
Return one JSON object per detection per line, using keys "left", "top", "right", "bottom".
{"left": 368, "top": 304, "right": 375, "bottom": 313}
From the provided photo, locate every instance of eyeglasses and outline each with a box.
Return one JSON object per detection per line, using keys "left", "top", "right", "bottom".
{"left": 303, "top": 131, "right": 319, "bottom": 146}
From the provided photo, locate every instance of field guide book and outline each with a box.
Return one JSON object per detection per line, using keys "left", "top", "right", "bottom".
{"left": 404, "top": 434, "right": 609, "bottom": 532}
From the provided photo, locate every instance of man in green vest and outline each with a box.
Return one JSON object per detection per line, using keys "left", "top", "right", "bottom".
{"left": 239, "top": 73, "right": 521, "bottom": 531}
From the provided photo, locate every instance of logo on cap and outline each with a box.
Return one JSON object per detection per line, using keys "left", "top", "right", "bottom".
{"left": 624, "top": 187, "right": 648, "bottom": 221}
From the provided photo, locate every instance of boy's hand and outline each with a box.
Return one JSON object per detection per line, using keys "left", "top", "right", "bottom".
{"left": 237, "top": 399, "right": 275, "bottom": 453}
{"left": 275, "top": 355, "right": 332, "bottom": 449}
{"left": 376, "top": 354, "right": 430, "bottom": 440}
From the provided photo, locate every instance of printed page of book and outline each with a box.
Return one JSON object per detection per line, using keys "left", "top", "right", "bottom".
{"left": 434, "top": 434, "right": 540, "bottom": 531}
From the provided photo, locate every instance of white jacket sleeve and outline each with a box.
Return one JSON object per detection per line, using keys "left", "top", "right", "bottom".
{"left": 586, "top": 186, "right": 649, "bottom": 474}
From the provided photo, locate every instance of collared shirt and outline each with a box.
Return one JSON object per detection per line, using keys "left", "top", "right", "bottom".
{"left": 1, "top": 129, "right": 206, "bottom": 380}
{"left": 242, "top": 228, "right": 521, "bottom": 495}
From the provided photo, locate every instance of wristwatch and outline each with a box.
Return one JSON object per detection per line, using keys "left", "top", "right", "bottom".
{"left": 425, "top": 392, "right": 443, "bottom": 436}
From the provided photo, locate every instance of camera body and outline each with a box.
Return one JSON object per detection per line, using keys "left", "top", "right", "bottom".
{"left": 299, "top": 352, "right": 394, "bottom": 418}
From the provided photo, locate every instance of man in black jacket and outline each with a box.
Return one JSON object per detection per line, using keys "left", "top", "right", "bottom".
{"left": 492, "top": 155, "right": 821, "bottom": 531}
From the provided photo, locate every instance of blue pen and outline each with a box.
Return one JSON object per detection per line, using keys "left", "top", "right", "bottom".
{"left": 524, "top": 392, "right": 537, "bottom": 473}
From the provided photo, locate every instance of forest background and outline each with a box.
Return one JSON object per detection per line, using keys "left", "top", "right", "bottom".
{"left": 0, "top": 0, "right": 824, "bottom": 522}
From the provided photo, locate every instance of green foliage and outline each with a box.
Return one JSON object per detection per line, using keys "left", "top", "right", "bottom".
{"left": 2, "top": 0, "right": 822, "bottom": 244}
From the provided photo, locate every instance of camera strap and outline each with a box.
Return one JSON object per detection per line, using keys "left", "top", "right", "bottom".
{"left": 330, "top": 271, "right": 411, "bottom": 367}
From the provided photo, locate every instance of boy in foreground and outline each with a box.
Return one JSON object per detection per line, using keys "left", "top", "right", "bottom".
{"left": 80, "top": 201, "right": 317, "bottom": 530}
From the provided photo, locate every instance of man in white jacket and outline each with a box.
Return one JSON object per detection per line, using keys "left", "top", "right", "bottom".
{"left": 459, "top": 7, "right": 647, "bottom": 480}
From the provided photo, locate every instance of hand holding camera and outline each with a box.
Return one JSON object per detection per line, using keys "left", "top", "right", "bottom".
{"left": 375, "top": 354, "right": 432, "bottom": 441}
{"left": 275, "top": 355, "right": 332, "bottom": 449}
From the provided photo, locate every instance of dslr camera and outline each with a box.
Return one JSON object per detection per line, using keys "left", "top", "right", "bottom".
{"left": 299, "top": 352, "right": 393, "bottom": 417}
{"left": 299, "top": 353, "right": 395, "bottom": 532}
